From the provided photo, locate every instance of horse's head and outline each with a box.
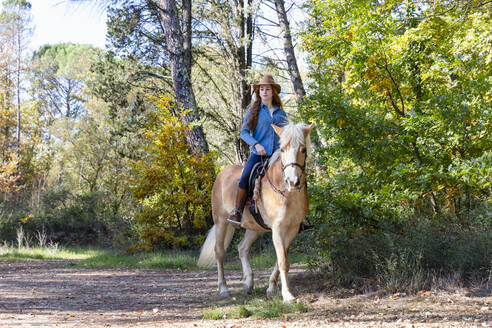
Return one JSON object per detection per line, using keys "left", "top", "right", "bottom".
{"left": 272, "top": 123, "right": 314, "bottom": 191}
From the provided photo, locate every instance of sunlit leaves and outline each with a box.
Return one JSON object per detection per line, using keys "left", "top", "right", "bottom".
{"left": 131, "top": 96, "right": 215, "bottom": 250}
{"left": 301, "top": 0, "right": 491, "bottom": 220}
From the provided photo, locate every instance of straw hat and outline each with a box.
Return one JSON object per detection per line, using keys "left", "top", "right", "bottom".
{"left": 253, "top": 74, "right": 281, "bottom": 93}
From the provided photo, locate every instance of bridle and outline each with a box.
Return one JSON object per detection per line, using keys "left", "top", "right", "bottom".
{"left": 265, "top": 151, "right": 307, "bottom": 197}
{"left": 281, "top": 162, "right": 305, "bottom": 173}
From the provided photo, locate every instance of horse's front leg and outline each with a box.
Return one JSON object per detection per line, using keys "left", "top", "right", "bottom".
{"left": 215, "top": 223, "right": 230, "bottom": 298}
{"left": 238, "top": 229, "right": 260, "bottom": 294}
{"left": 272, "top": 223, "right": 299, "bottom": 304}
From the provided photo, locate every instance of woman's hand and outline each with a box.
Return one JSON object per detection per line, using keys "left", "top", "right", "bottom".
{"left": 254, "top": 143, "right": 266, "bottom": 156}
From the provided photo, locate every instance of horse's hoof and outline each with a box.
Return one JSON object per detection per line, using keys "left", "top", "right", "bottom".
{"left": 219, "top": 290, "right": 230, "bottom": 299}
{"left": 282, "top": 295, "right": 296, "bottom": 304}
{"left": 242, "top": 284, "right": 253, "bottom": 295}
{"left": 266, "top": 287, "right": 277, "bottom": 299}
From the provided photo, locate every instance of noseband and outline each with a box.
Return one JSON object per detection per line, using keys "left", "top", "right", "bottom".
{"left": 281, "top": 162, "right": 305, "bottom": 172}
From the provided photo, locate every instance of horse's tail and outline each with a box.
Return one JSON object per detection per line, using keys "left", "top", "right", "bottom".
{"left": 197, "top": 224, "right": 235, "bottom": 268}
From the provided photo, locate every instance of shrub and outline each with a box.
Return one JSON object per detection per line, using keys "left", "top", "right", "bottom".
{"left": 0, "top": 187, "right": 133, "bottom": 247}
{"left": 300, "top": 1, "right": 492, "bottom": 291}
{"left": 131, "top": 96, "right": 215, "bottom": 250}
{"left": 307, "top": 176, "right": 492, "bottom": 291}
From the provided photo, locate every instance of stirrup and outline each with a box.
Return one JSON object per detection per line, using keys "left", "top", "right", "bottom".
{"left": 298, "top": 222, "right": 314, "bottom": 233}
{"left": 226, "top": 209, "right": 242, "bottom": 227}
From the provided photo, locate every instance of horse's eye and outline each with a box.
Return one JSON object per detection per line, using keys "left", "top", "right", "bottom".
{"left": 281, "top": 149, "right": 284, "bottom": 153}
{"left": 301, "top": 147, "right": 306, "bottom": 154}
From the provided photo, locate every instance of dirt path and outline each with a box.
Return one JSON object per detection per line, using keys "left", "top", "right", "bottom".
{"left": 0, "top": 260, "right": 490, "bottom": 327}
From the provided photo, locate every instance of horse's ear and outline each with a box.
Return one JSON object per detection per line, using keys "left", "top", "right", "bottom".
{"left": 303, "top": 123, "right": 314, "bottom": 137}
{"left": 272, "top": 124, "right": 283, "bottom": 136}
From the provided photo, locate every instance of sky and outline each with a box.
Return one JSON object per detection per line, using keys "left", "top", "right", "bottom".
{"left": 29, "top": 0, "right": 107, "bottom": 51}
{"left": 25, "top": 0, "right": 307, "bottom": 74}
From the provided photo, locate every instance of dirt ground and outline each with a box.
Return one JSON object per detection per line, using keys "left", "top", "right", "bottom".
{"left": 0, "top": 260, "right": 490, "bottom": 327}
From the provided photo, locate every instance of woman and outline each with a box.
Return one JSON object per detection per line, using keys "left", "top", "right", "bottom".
{"left": 227, "top": 74, "right": 289, "bottom": 227}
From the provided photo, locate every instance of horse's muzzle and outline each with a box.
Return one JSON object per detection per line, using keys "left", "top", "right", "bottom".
{"left": 285, "top": 177, "right": 301, "bottom": 191}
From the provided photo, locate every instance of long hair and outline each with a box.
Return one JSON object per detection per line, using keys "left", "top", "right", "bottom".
{"left": 246, "top": 87, "right": 283, "bottom": 132}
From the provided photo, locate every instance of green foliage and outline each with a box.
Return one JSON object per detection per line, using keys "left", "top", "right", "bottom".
{"left": 0, "top": 70, "right": 18, "bottom": 194}
{"left": 131, "top": 96, "right": 216, "bottom": 250}
{"left": 0, "top": 188, "right": 133, "bottom": 247}
{"left": 2, "top": 0, "right": 31, "bottom": 9}
{"left": 89, "top": 54, "right": 168, "bottom": 162}
{"left": 301, "top": 0, "right": 491, "bottom": 287}
{"left": 301, "top": 0, "right": 491, "bottom": 217}
{"left": 31, "top": 43, "right": 103, "bottom": 119}
{"left": 307, "top": 172, "right": 492, "bottom": 289}
{"left": 0, "top": 0, "right": 31, "bottom": 198}
{"left": 106, "top": 2, "right": 166, "bottom": 66}
{"left": 0, "top": 43, "right": 144, "bottom": 249}
{"left": 0, "top": 153, "right": 19, "bottom": 194}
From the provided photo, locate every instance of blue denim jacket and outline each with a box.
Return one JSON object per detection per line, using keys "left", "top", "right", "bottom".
{"left": 240, "top": 102, "right": 289, "bottom": 156}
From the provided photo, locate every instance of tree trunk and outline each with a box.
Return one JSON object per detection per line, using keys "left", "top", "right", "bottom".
{"left": 234, "top": 0, "right": 253, "bottom": 163}
{"left": 246, "top": 0, "right": 253, "bottom": 72}
{"left": 16, "top": 26, "right": 21, "bottom": 151}
{"left": 182, "top": 0, "right": 192, "bottom": 75}
{"left": 157, "top": 0, "right": 209, "bottom": 154}
{"left": 237, "top": 0, "right": 249, "bottom": 112}
{"left": 274, "top": 0, "right": 306, "bottom": 104}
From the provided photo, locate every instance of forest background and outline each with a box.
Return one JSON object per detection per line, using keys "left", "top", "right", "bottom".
{"left": 0, "top": 0, "right": 490, "bottom": 291}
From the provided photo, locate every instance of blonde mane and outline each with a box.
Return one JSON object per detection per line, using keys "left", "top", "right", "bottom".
{"left": 269, "top": 123, "right": 311, "bottom": 166}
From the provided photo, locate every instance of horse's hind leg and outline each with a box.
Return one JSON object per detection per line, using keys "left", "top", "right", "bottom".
{"left": 238, "top": 229, "right": 260, "bottom": 294}
{"left": 266, "top": 262, "right": 279, "bottom": 298}
{"left": 215, "top": 222, "right": 230, "bottom": 298}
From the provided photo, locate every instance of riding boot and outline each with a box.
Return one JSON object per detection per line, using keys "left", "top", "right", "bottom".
{"left": 226, "top": 187, "right": 248, "bottom": 227}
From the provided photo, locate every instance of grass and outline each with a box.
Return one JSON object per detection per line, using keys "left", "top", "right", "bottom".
{"left": 0, "top": 244, "right": 311, "bottom": 271}
{"left": 0, "top": 245, "right": 200, "bottom": 269}
{"left": 224, "top": 248, "right": 308, "bottom": 270}
{"left": 74, "top": 250, "right": 199, "bottom": 269}
{"left": 0, "top": 246, "right": 99, "bottom": 261}
{"left": 202, "top": 284, "right": 309, "bottom": 320}
{"left": 202, "top": 296, "right": 309, "bottom": 320}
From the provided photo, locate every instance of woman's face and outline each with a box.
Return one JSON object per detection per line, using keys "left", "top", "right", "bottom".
{"left": 259, "top": 85, "right": 273, "bottom": 103}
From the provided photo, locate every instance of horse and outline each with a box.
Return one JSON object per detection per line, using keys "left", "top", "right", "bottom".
{"left": 198, "top": 122, "right": 313, "bottom": 304}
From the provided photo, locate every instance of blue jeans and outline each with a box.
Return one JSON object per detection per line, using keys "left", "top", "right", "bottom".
{"left": 238, "top": 154, "right": 268, "bottom": 189}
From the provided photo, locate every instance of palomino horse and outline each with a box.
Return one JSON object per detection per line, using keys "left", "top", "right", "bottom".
{"left": 198, "top": 122, "right": 313, "bottom": 304}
